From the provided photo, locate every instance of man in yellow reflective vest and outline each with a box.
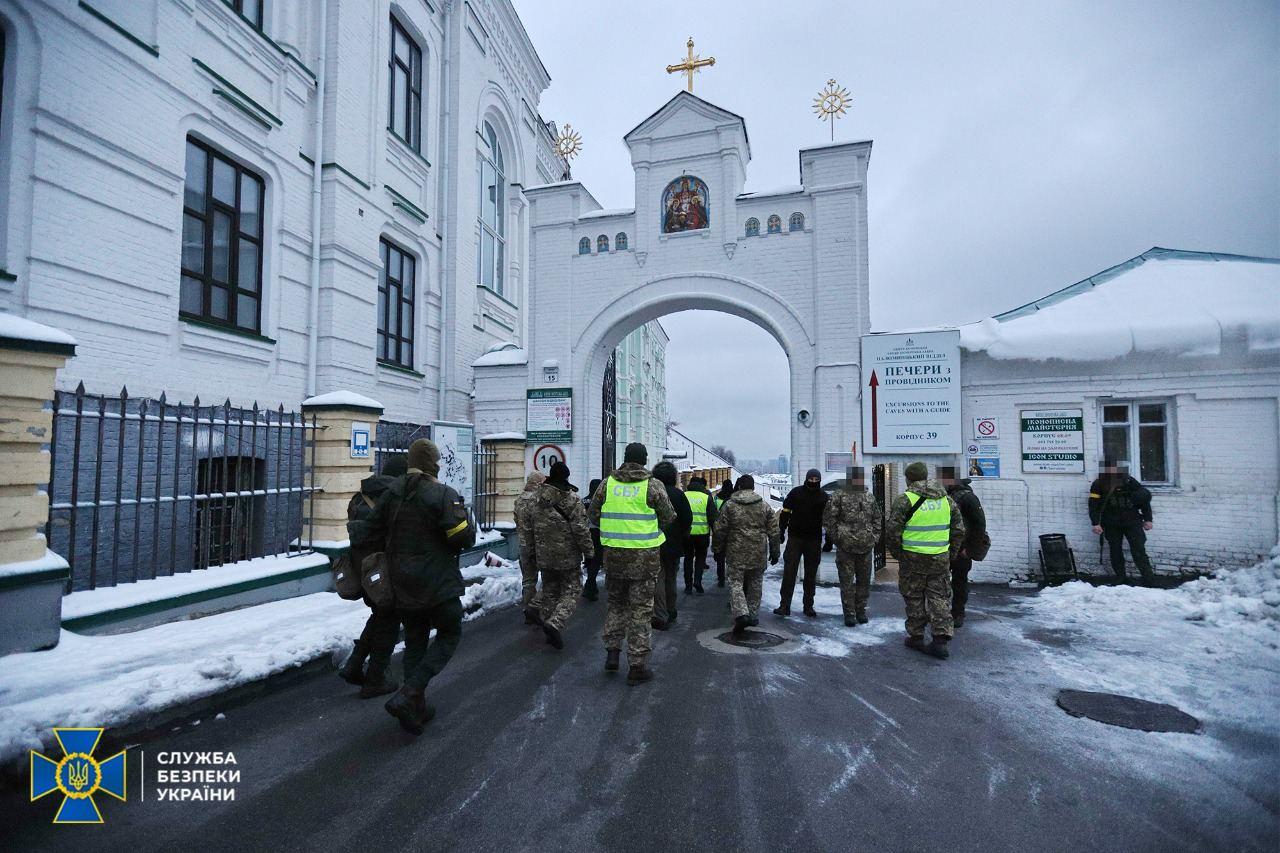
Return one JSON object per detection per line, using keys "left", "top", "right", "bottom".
{"left": 682, "top": 476, "right": 718, "bottom": 594}
{"left": 886, "top": 461, "right": 966, "bottom": 659}
{"left": 587, "top": 442, "right": 676, "bottom": 685}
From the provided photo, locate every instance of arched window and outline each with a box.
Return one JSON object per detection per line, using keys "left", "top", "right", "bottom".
{"left": 789, "top": 212, "right": 805, "bottom": 232}
{"left": 578, "top": 237, "right": 591, "bottom": 255}
{"left": 661, "top": 175, "right": 710, "bottom": 233}
{"left": 597, "top": 234, "right": 609, "bottom": 253}
{"left": 477, "top": 121, "right": 506, "bottom": 294}
{"left": 744, "top": 218, "right": 760, "bottom": 237}
{"left": 615, "top": 232, "right": 628, "bottom": 251}
{"left": 767, "top": 214, "right": 782, "bottom": 234}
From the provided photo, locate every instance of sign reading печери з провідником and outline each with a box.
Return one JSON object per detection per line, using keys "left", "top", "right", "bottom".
{"left": 860, "top": 330, "right": 961, "bottom": 454}
{"left": 1021, "top": 409, "right": 1085, "bottom": 473}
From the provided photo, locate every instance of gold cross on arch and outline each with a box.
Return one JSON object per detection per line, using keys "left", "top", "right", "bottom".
{"left": 666, "top": 37, "right": 715, "bottom": 93}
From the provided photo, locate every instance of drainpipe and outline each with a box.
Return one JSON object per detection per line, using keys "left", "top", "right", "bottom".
{"left": 305, "top": 0, "right": 329, "bottom": 397}
{"left": 435, "top": 2, "right": 454, "bottom": 420}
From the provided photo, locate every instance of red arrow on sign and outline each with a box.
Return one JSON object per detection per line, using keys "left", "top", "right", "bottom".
{"left": 868, "top": 370, "right": 879, "bottom": 447}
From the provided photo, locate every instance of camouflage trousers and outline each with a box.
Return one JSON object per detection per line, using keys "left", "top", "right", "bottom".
{"left": 519, "top": 547, "right": 540, "bottom": 609}
{"left": 539, "top": 567, "right": 581, "bottom": 631}
{"left": 836, "top": 551, "right": 873, "bottom": 618}
{"left": 602, "top": 571, "right": 657, "bottom": 663}
{"left": 898, "top": 555, "right": 953, "bottom": 639}
{"left": 727, "top": 563, "right": 764, "bottom": 619}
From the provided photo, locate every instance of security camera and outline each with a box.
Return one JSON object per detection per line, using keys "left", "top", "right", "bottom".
{"left": 797, "top": 409, "right": 811, "bottom": 425}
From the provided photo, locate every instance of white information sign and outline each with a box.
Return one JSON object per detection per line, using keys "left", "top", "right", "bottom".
{"left": 350, "top": 421, "right": 370, "bottom": 459}
{"left": 432, "top": 421, "right": 475, "bottom": 506}
{"left": 861, "top": 330, "right": 961, "bottom": 454}
{"left": 526, "top": 388, "right": 572, "bottom": 443}
{"left": 1020, "top": 409, "right": 1085, "bottom": 473}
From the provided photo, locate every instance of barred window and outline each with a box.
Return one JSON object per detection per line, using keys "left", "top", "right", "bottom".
{"left": 180, "top": 137, "right": 265, "bottom": 333}
{"left": 378, "top": 238, "right": 416, "bottom": 369}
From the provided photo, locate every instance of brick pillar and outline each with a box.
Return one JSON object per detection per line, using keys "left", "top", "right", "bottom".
{"left": 300, "top": 392, "right": 383, "bottom": 549}
{"left": 489, "top": 438, "right": 527, "bottom": 526}
{"left": 0, "top": 320, "right": 76, "bottom": 654}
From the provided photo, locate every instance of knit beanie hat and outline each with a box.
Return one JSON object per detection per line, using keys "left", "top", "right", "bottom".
{"left": 652, "top": 461, "right": 677, "bottom": 486}
{"left": 624, "top": 442, "right": 648, "bottom": 465}
{"left": 407, "top": 439, "right": 440, "bottom": 476}
{"left": 735, "top": 474, "right": 755, "bottom": 491}
{"left": 904, "top": 461, "right": 928, "bottom": 482}
{"left": 548, "top": 461, "right": 571, "bottom": 484}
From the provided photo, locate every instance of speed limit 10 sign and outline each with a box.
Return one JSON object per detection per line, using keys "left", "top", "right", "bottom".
{"left": 533, "top": 444, "right": 566, "bottom": 474}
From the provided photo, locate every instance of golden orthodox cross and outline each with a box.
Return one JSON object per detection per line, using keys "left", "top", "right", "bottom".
{"left": 666, "top": 37, "right": 715, "bottom": 93}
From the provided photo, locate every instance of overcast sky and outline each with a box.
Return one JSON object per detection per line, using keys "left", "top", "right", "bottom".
{"left": 513, "top": 0, "right": 1279, "bottom": 462}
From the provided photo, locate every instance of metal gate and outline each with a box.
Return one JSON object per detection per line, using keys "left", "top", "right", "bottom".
{"left": 601, "top": 351, "right": 617, "bottom": 478}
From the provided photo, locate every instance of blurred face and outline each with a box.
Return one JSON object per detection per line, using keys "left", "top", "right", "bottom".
{"left": 937, "top": 466, "right": 957, "bottom": 487}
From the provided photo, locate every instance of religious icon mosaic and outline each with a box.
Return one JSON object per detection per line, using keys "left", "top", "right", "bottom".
{"left": 662, "top": 175, "right": 710, "bottom": 233}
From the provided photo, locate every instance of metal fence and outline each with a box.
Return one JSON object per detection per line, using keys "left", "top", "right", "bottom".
{"left": 372, "top": 421, "right": 498, "bottom": 531}
{"left": 371, "top": 419, "right": 431, "bottom": 474}
{"left": 47, "top": 383, "right": 320, "bottom": 593}
{"left": 473, "top": 441, "right": 498, "bottom": 530}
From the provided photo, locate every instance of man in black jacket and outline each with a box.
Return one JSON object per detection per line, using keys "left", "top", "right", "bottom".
{"left": 651, "top": 461, "right": 691, "bottom": 629}
{"left": 348, "top": 439, "right": 476, "bottom": 735}
{"left": 581, "top": 478, "right": 604, "bottom": 601}
{"left": 775, "top": 468, "right": 828, "bottom": 618}
{"left": 1089, "top": 461, "right": 1155, "bottom": 585}
{"left": 938, "top": 466, "right": 986, "bottom": 628}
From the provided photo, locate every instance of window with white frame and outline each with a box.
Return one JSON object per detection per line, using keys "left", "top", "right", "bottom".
{"left": 476, "top": 122, "right": 506, "bottom": 296}
{"left": 1101, "top": 401, "right": 1172, "bottom": 483}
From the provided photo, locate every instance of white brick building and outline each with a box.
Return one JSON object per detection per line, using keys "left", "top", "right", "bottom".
{"left": 613, "top": 320, "right": 667, "bottom": 465}
{"left": 0, "top": 0, "right": 562, "bottom": 425}
{"left": 955, "top": 248, "right": 1280, "bottom": 583}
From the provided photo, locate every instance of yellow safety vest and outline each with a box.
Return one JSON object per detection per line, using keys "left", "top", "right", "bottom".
{"left": 599, "top": 477, "right": 665, "bottom": 549}
{"left": 687, "top": 491, "right": 710, "bottom": 536}
{"left": 901, "top": 491, "right": 951, "bottom": 555}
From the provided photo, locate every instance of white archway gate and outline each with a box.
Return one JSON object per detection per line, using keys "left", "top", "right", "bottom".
{"left": 472, "top": 92, "right": 872, "bottom": 486}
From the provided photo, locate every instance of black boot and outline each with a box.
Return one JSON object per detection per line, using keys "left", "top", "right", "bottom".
{"left": 524, "top": 607, "right": 543, "bottom": 626}
{"left": 803, "top": 606, "right": 818, "bottom": 618}
{"left": 952, "top": 612, "right": 965, "bottom": 628}
{"left": 856, "top": 612, "right": 869, "bottom": 625}
{"left": 651, "top": 617, "right": 669, "bottom": 631}
{"left": 904, "top": 635, "right": 928, "bottom": 653}
{"left": 626, "top": 663, "right": 654, "bottom": 685}
{"left": 543, "top": 623, "right": 564, "bottom": 650}
{"left": 684, "top": 584, "right": 693, "bottom": 595}
{"left": 359, "top": 652, "right": 398, "bottom": 699}
{"left": 605, "top": 649, "right": 620, "bottom": 672}
{"left": 384, "top": 687, "right": 435, "bottom": 735}
{"left": 583, "top": 583, "right": 599, "bottom": 602}
{"left": 773, "top": 606, "right": 790, "bottom": 617}
{"left": 732, "top": 615, "right": 749, "bottom": 636}
{"left": 338, "top": 640, "right": 369, "bottom": 686}
{"left": 927, "top": 637, "right": 951, "bottom": 660}
{"left": 747, "top": 614, "right": 759, "bottom": 626}
{"left": 694, "top": 582, "right": 704, "bottom": 594}
{"left": 844, "top": 616, "right": 857, "bottom": 627}
{"left": 717, "top": 578, "right": 725, "bottom": 588}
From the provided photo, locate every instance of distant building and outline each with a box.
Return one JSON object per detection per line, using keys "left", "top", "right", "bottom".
{"left": 776, "top": 454, "right": 789, "bottom": 475}
{"left": 614, "top": 321, "right": 668, "bottom": 465}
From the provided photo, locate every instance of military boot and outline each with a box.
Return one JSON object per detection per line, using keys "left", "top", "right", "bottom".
{"left": 844, "top": 616, "right": 857, "bottom": 627}
{"left": 626, "top": 663, "right": 654, "bottom": 686}
{"left": 524, "top": 607, "right": 543, "bottom": 626}
{"left": 338, "top": 640, "right": 369, "bottom": 686}
{"left": 927, "top": 637, "right": 951, "bottom": 660}
{"left": 803, "top": 606, "right": 818, "bottom": 618}
{"left": 583, "top": 582, "right": 599, "bottom": 602}
{"left": 359, "top": 652, "right": 398, "bottom": 699}
{"left": 732, "top": 615, "right": 749, "bottom": 636}
{"left": 772, "top": 606, "right": 790, "bottom": 617}
{"left": 605, "top": 649, "right": 620, "bottom": 672}
{"left": 384, "top": 687, "right": 436, "bottom": 735}
{"left": 543, "top": 623, "right": 564, "bottom": 650}
{"left": 904, "top": 635, "right": 928, "bottom": 653}
{"left": 856, "top": 612, "right": 869, "bottom": 625}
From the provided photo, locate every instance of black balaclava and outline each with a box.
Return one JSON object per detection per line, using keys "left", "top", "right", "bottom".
{"left": 805, "top": 468, "right": 822, "bottom": 489}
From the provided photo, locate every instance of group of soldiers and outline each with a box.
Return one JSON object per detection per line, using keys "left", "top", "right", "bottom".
{"left": 514, "top": 443, "right": 990, "bottom": 682}
{"left": 338, "top": 436, "right": 991, "bottom": 735}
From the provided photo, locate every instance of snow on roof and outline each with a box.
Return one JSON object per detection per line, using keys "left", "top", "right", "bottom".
{"left": 473, "top": 343, "right": 528, "bottom": 367}
{"left": 481, "top": 431, "right": 525, "bottom": 441}
{"left": 0, "top": 313, "right": 77, "bottom": 346}
{"left": 579, "top": 207, "right": 634, "bottom": 220}
{"left": 301, "top": 390, "right": 383, "bottom": 410}
{"left": 738, "top": 184, "right": 804, "bottom": 199}
{"left": 959, "top": 248, "right": 1280, "bottom": 361}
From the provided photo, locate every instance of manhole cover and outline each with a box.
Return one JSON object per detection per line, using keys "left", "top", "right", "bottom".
{"left": 716, "top": 630, "right": 787, "bottom": 649}
{"left": 1056, "top": 689, "right": 1201, "bottom": 733}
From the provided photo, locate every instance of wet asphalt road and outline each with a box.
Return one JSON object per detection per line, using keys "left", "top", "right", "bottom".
{"left": 5, "top": 577, "right": 1276, "bottom": 853}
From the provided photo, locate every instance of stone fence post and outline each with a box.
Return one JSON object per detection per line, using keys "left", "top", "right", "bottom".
{"left": 0, "top": 319, "right": 76, "bottom": 654}
{"left": 300, "top": 392, "right": 383, "bottom": 559}
{"left": 486, "top": 436, "right": 528, "bottom": 527}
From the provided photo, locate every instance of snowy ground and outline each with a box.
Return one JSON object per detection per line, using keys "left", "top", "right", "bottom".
{"left": 0, "top": 553, "right": 523, "bottom": 767}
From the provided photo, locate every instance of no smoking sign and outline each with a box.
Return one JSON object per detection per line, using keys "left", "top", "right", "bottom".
{"left": 973, "top": 417, "right": 1000, "bottom": 439}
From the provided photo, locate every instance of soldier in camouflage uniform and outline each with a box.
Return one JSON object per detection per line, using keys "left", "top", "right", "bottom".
{"left": 515, "top": 471, "right": 546, "bottom": 625}
{"left": 886, "top": 462, "right": 965, "bottom": 659}
{"left": 526, "top": 461, "right": 593, "bottom": 650}
{"left": 587, "top": 443, "right": 676, "bottom": 685}
{"left": 823, "top": 466, "right": 883, "bottom": 627}
{"left": 713, "top": 475, "right": 780, "bottom": 635}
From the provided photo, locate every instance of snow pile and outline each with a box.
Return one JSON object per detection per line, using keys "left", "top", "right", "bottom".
{"left": 0, "top": 554, "right": 524, "bottom": 766}
{"left": 960, "top": 253, "right": 1280, "bottom": 361}
{"left": 1179, "top": 549, "right": 1280, "bottom": 629}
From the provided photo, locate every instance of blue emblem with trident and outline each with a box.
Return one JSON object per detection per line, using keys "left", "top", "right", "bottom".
{"left": 31, "top": 727, "right": 126, "bottom": 824}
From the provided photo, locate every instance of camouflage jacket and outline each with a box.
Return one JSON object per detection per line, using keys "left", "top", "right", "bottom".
{"left": 587, "top": 463, "right": 676, "bottom": 579}
{"left": 885, "top": 479, "right": 965, "bottom": 566}
{"left": 713, "top": 489, "right": 780, "bottom": 570}
{"left": 823, "top": 487, "right": 882, "bottom": 555}
{"left": 514, "top": 489, "right": 540, "bottom": 569}
{"left": 528, "top": 482, "right": 594, "bottom": 573}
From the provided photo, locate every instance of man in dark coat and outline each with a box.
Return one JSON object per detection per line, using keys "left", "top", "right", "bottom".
{"left": 339, "top": 454, "right": 407, "bottom": 698}
{"left": 651, "top": 461, "right": 691, "bottom": 629}
{"left": 581, "top": 478, "right": 604, "bottom": 601}
{"left": 1089, "top": 461, "right": 1155, "bottom": 585}
{"left": 348, "top": 439, "right": 476, "bottom": 735}
{"left": 713, "top": 479, "right": 734, "bottom": 587}
{"left": 938, "top": 466, "right": 986, "bottom": 627}
{"left": 682, "top": 475, "right": 718, "bottom": 595}
{"left": 775, "top": 468, "right": 829, "bottom": 618}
